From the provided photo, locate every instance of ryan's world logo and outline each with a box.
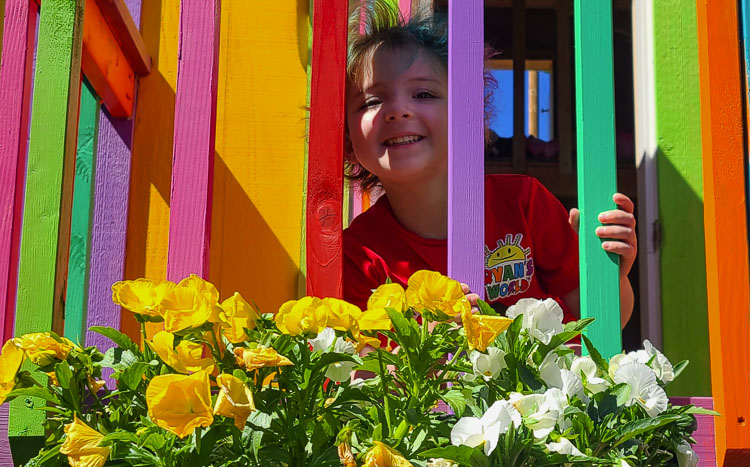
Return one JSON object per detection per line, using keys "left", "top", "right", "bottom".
{"left": 484, "top": 233, "right": 534, "bottom": 301}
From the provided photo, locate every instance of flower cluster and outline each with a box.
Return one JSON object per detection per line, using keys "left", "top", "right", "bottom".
{"left": 0, "top": 271, "right": 707, "bottom": 466}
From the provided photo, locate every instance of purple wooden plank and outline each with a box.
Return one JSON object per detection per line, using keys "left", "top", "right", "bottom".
{"left": 447, "top": 0, "right": 484, "bottom": 296}
{"left": 84, "top": 0, "right": 143, "bottom": 350}
{"left": 671, "top": 397, "right": 716, "bottom": 466}
{"left": 166, "top": 0, "right": 221, "bottom": 282}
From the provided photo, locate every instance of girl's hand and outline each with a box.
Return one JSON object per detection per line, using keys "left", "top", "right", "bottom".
{"left": 568, "top": 193, "right": 637, "bottom": 278}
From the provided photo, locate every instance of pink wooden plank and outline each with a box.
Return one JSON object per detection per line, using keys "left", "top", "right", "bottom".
{"left": 399, "top": 0, "right": 411, "bottom": 17}
{"left": 84, "top": 0, "right": 143, "bottom": 349}
{"left": 446, "top": 0, "right": 484, "bottom": 295}
{"left": 0, "top": 0, "right": 38, "bottom": 345}
{"left": 671, "top": 397, "right": 717, "bottom": 466}
{"left": 166, "top": 0, "right": 221, "bottom": 282}
{"left": 0, "top": 4, "right": 38, "bottom": 462}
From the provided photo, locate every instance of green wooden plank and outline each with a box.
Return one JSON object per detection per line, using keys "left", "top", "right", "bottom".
{"left": 573, "top": 0, "right": 621, "bottom": 358}
{"left": 298, "top": 0, "right": 313, "bottom": 298}
{"left": 653, "top": 0, "right": 710, "bottom": 396}
{"left": 64, "top": 80, "right": 100, "bottom": 344}
{"left": 10, "top": 0, "right": 84, "bottom": 438}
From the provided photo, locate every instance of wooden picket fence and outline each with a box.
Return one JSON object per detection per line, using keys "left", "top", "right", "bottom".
{"left": 1, "top": 0, "right": 749, "bottom": 464}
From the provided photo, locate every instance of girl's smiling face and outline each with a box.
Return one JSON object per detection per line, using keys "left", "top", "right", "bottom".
{"left": 346, "top": 47, "right": 448, "bottom": 188}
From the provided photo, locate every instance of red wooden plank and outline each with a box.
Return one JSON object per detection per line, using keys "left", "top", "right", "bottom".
{"left": 166, "top": 0, "right": 221, "bottom": 281}
{"left": 305, "top": 0, "right": 347, "bottom": 298}
{"left": 93, "top": 0, "right": 150, "bottom": 74}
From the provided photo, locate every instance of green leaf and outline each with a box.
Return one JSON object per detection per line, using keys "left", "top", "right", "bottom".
{"left": 88, "top": 326, "right": 140, "bottom": 353}
{"left": 537, "top": 318, "right": 595, "bottom": 361}
{"left": 54, "top": 362, "right": 73, "bottom": 390}
{"left": 419, "top": 446, "right": 491, "bottom": 467}
{"left": 387, "top": 307, "right": 415, "bottom": 348}
{"left": 613, "top": 414, "right": 683, "bottom": 447}
{"left": 393, "top": 418, "right": 409, "bottom": 439}
{"left": 441, "top": 389, "right": 467, "bottom": 417}
{"left": 100, "top": 347, "right": 139, "bottom": 371}
{"left": 517, "top": 361, "right": 543, "bottom": 391}
{"left": 610, "top": 383, "right": 631, "bottom": 407}
{"left": 372, "top": 423, "right": 383, "bottom": 441}
{"left": 5, "top": 386, "right": 61, "bottom": 405}
{"left": 142, "top": 433, "right": 166, "bottom": 451}
{"left": 121, "top": 362, "right": 150, "bottom": 390}
{"left": 672, "top": 360, "right": 689, "bottom": 380}
{"left": 476, "top": 299, "right": 498, "bottom": 316}
{"left": 684, "top": 406, "right": 720, "bottom": 416}
{"left": 581, "top": 334, "right": 608, "bottom": 374}
{"left": 100, "top": 431, "right": 141, "bottom": 446}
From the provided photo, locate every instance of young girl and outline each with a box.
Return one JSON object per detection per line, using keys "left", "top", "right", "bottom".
{"left": 342, "top": 4, "right": 636, "bottom": 326}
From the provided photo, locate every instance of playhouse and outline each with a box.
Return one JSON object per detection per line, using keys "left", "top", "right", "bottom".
{"left": 0, "top": 0, "right": 749, "bottom": 464}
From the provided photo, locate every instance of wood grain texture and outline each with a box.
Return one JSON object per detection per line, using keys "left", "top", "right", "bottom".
{"left": 82, "top": 0, "right": 135, "bottom": 117}
{"left": 85, "top": 0, "right": 141, "bottom": 351}
{"left": 122, "top": 0, "right": 177, "bottom": 340}
{"left": 305, "top": 0, "right": 347, "bottom": 298}
{"left": 447, "top": 0, "right": 484, "bottom": 297}
{"left": 0, "top": 0, "right": 37, "bottom": 346}
{"left": 166, "top": 0, "right": 221, "bottom": 281}
{"left": 573, "top": 0, "right": 621, "bottom": 358}
{"left": 652, "top": 0, "right": 709, "bottom": 397}
{"left": 696, "top": 0, "right": 750, "bottom": 462}
{"left": 670, "top": 397, "right": 716, "bottom": 467}
{"left": 93, "top": 0, "right": 150, "bottom": 74}
{"left": 64, "top": 80, "right": 100, "bottom": 344}
{"left": 11, "top": 0, "right": 84, "bottom": 438}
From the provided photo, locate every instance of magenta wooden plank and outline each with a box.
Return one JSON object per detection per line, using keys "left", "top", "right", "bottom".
{"left": 399, "top": 0, "right": 411, "bottom": 18}
{"left": 0, "top": 0, "right": 38, "bottom": 346}
{"left": 447, "top": 0, "right": 484, "bottom": 296}
{"left": 84, "top": 0, "right": 143, "bottom": 349}
{"left": 166, "top": 0, "right": 221, "bottom": 282}
{"left": 670, "top": 397, "right": 716, "bottom": 466}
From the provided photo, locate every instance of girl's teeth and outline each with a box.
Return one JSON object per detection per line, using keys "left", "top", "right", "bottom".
{"left": 386, "top": 135, "right": 422, "bottom": 146}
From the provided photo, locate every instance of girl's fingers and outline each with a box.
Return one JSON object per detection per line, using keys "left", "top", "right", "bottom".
{"left": 602, "top": 241, "right": 636, "bottom": 259}
{"left": 612, "top": 193, "right": 635, "bottom": 213}
{"left": 595, "top": 225, "right": 635, "bottom": 241}
{"left": 598, "top": 209, "right": 635, "bottom": 228}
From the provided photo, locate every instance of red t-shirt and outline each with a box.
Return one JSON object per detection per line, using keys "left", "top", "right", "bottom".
{"left": 343, "top": 174, "right": 580, "bottom": 321}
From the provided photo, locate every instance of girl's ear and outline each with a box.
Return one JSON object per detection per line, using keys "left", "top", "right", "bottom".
{"left": 344, "top": 132, "right": 356, "bottom": 163}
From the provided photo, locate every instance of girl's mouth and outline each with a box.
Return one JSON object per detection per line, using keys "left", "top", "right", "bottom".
{"left": 384, "top": 135, "right": 424, "bottom": 147}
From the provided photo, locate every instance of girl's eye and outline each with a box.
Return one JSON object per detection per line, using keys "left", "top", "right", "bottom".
{"left": 414, "top": 90, "right": 435, "bottom": 99}
{"left": 361, "top": 99, "right": 381, "bottom": 109}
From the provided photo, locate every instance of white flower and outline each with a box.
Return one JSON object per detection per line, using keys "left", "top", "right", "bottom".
{"left": 426, "top": 459, "right": 458, "bottom": 467}
{"left": 613, "top": 362, "right": 668, "bottom": 417}
{"left": 451, "top": 400, "right": 521, "bottom": 455}
{"left": 307, "top": 328, "right": 356, "bottom": 382}
{"left": 465, "top": 347, "right": 507, "bottom": 381}
{"left": 540, "top": 353, "right": 586, "bottom": 401}
{"left": 676, "top": 441, "right": 699, "bottom": 467}
{"left": 608, "top": 353, "right": 635, "bottom": 380}
{"left": 543, "top": 387, "right": 572, "bottom": 431}
{"left": 546, "top": 437, "right": 584, "bottom": 457}
{"left": 509, "top": 392, "right": 560, "bottom": 439}
{"left": 506, "top": 298, "right": 564, "bottom": 344}
{"left": 570, "top": 356, "right": 609, "bottom": 394}
{"left": 628, "top": 340, "right": 674, "bottom": 383}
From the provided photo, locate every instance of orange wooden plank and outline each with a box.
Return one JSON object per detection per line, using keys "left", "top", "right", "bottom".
{"left": 93, "top": 0, "right": 150, "bottom": 74}
{"left": 81, "top": 0, "right": 135, "bottom": 117}
{"left": 696, "top": 0, "right": 750, "bottom": 463}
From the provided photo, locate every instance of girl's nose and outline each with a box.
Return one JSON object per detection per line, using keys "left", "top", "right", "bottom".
{"left": 384, "top": 103, "right": 412, "bottom": 122}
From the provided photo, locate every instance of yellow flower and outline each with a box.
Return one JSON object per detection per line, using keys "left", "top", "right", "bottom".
{"left": 275, "top": 296, "right": 328, "bottom": 336}
{"left": 338, "top": 440, "right": 357, "bottom": 467}
{"left": 406, "top": 270, "right": 470, "bottom": 321}
{"left": 324, "top": 297, "right": 362, "bottom": 333}
{"left": 363, "top": 441, "right": 413, "bottom": 467}
{"left": 177, "top": 275, "right": 222, "bottom": 323}
{"left": 149, "top": 331, "right": 214, "bottom": 374}
{"left": 461, "top": 308, "right": 513, "bottom": 352}
{"left": 234, "top": 346, "right": 293, "bottom": 370}
{"left": 59, "top": 415, "right": 111, "bottom": 467}
{"left": 111, "top": 278, "right": 175, "bottom": 318}
{"left": 160, "top": 283, "right": 214, "bottom": 333}
{"left": 0, "top": 340, "right": 24, "bottom": 404}
{"left": 13, "top": 332, "right": 75, "bottom": 366}
{"left": 146, "top": 370, "right": 213, "bottom": 438}
{"left": 213, "top": 373, "right": 256, "bottom": 430}
{"left": 368, "top": 283, "right": 406, "bottom": 313}
{"left": 218, "top": 292, "right": 259, "bottom": 343}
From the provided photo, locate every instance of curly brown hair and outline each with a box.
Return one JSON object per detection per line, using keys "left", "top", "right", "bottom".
{"left": 345, "top": 1, "right": 498, "bottom": 194}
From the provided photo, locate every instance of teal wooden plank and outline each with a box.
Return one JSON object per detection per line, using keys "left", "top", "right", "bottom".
{"left": 573, "top": 0, "right": 621, "bottom": 357}
{"left": 64, "top": 80, "right": 100, "bottom": 344}
{"left": 10, "top": 0, "right": 84, "bottom": 439}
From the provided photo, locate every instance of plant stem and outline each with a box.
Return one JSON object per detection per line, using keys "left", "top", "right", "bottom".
{"left": 377, "top": 349, "right": 392, "bottom": 433}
